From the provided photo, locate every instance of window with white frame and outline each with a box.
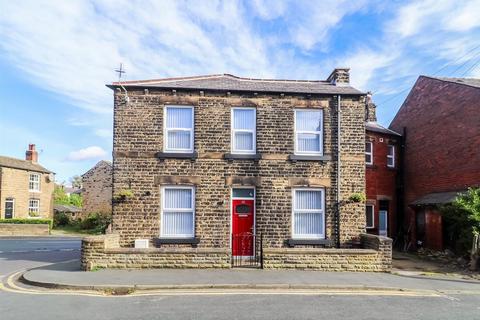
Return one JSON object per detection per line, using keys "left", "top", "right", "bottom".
{"left": 231, "top": 108, "right": 256, "bottom": 154}
{"left": 29, "top": 173, "right": 40, "bottom": 192}
{"left": 294, "top": 109, "right": 323, "bottom": 155}
{"left": 292, "top": 188, "right": 325, "bottom": 239}
{"left": 161, "top": 186, "right": 195, "bottom": 238}
{"left": 387, "top": 145, "right": 395, "bottom": 168}
{"left": 365, "top": 142, "right": 373, "bottom": 165}
{"left": 28, "top": 199, "right": 40, "bottom": 216}
{"left": 164, "top": 105, "right": 194, "bottom": 153}
{"left": 366, "top": 204, "right": 374, "bottom": 229}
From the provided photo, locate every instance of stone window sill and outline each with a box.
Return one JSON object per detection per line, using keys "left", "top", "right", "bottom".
{"left": 288, "top": 155, "right": 332, "bottom": 162}
{"left": 287, "top": 239, "right": 334, "bottom": 247}
{"left": 224, "top": 153, "right": 262, "bottom": 160}
{"left": 154, "top": 237, "right": 200, "bottom": 247}
{"left": 156, "top": 152, "right": 198, "bottom": 160}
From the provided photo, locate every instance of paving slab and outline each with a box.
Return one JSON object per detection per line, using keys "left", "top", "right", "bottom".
{"left": 20, "top": 260, "right": 480, "bottom": 292}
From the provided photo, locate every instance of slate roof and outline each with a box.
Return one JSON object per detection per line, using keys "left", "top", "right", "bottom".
{"left": 0, "top": 155, "right": 52, "bottom": 173}
{"left": 54, "top": 204, "right": 82, "bottom": 213}
{"left": 410, "top": 191, "right": 466, "bottom": 206}
{"left": 366, "top": 121, "right": 402, "bottom": 136}
{"left": 425, "top": 76, "right": 480, "bottom": 89}
{"left": 107, "top": 74, "right": 364, "bottom": 95}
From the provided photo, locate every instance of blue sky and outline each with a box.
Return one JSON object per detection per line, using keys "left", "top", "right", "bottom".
{"left": 1, "top": 0, "right": 479, "bottom": 183}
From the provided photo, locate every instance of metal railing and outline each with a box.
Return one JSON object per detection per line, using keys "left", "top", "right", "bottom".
{"left": 231, "top": 233, "right": 263, "bottom": 268}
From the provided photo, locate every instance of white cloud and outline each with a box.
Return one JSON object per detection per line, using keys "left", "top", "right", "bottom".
{"left": 95, "top": 129, "right": 112, "bottom": 139}
{"left": 65, "top": 146, "right": 107, "bottom": 161}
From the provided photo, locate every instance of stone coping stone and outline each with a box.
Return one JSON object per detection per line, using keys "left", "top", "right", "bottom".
{"left": 263, "top": 248, "right": 378, "bottom": 255}
{"left": 104, "top": 247, "right": 229, "bottom": 254}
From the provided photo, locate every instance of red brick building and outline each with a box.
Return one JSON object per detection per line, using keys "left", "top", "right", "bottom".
{"left": 365, "top": 95, "right": 401, "bottom": 239}
{"left": 389, "top": 76, "right": 480, "bottom": 250}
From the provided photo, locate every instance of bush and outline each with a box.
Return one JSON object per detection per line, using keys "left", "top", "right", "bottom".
{"left": 53, "top": 212, "right": 70, "bottom": 228}
{"left": 80, "top": 213, "right": 111, "bottom": 233}
{"left": 0, "top": 218, "right": 53, "bottom": 230}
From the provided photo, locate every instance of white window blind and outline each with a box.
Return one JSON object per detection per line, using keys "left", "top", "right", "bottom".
{"left": 161, "top": 187, "right": 195, "bottom": 238}
{"left": 366, "top": 142, "right": 373, "bottom": 165}
{"left": 232, "top": 108, "right": 256, "bottom": 153}
{"left": 292, "top": 189, "right": 325, "bottom": 239}
{"left": 387, "top": 145, "right": 395, "bottom": 168}
{"left": 295, "top": 110, "right": 323, "bottom": 155}
{"left": 164, "top": 106, "right": 194, "bottom": 152}
{"left": 29, "top": 173, "right": 40, "bottom": 192}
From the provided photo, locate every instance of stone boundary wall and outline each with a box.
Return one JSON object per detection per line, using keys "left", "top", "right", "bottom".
{"left": 263, "top": 234, "right": 392, "bottom": 272}
{"left": 0, "top": 223, "right": 50, "bottom": 236}
{"left": 81, "top": 234, "right": 230, "bottom": 271}
{"left": 82, "top": 233, "right": 391, "bottom": 272}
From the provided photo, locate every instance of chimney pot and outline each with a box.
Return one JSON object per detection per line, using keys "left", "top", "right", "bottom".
{"left": 26, "top": 144, "right": 38, "bottom": 163}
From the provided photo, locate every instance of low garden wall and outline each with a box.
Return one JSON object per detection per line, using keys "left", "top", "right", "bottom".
{"left": 263, "top": 234, "right": 392, "bottom": 272}
{"left": 81, "top": 233, "right": 392, "bottom": 272}
{"left": 0, "top": 220, "right": 51, "bottom": 236}
{"left": 81, "top": 234, "right": 230, "bottom": 270}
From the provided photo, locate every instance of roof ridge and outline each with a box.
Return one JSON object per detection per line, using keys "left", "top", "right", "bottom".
{"left": 112, "top": 73, "right": 330, "bottom": 86}
{"left": 421, "top": 75, "right": 480, "bottom": 89}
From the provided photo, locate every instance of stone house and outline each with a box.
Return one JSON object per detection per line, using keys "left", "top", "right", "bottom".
{"left": 390, "top": 76, "right": 480, "bottom": 251}
{"left": 81, "top": 69, "right": 392, "bottom": 271}
{"left": 0, "top": 144, "right": 54, "bottom": 219}
{"left": 364, "top": 94, "right": 401, "bottom": 239}
{"left": 81, "top": 160, "right": 112, "bottom": 217}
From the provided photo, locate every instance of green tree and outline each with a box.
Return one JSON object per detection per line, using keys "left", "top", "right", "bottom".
{"left": 441, "top": 187, "right": 480, "bottom": 270}
{"left": 69, "top": 193, "right": 83, "bottom": 207}
{"left": 53, "top": 185, "right": 70, "bottom": 205}
{"left": 70, "top": 175, "right": 82, "bottom": 189}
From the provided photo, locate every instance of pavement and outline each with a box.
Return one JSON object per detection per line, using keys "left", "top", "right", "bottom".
{"left": 18, "top": 258, "right": 480, "bottom": 294}
{"left": 2, "top": 236, "right": 480, "bottom": 320}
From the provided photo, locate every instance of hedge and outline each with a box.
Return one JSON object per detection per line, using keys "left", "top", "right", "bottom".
{"left": 0, "top": 219, "right": 53, "bottom": 230}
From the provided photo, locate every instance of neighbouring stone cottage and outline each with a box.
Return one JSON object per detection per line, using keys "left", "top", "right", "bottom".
{"left": 0, "top": 144, "right": 54, "bottom": 219}
{"left": 82, "top": 68, "right": 392, "bottom": 271}
{"left": 81, "top": 160, "right": 112, "bottom": 218}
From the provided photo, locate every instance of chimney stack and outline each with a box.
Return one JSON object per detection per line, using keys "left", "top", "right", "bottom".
{"left": 327, "top": 68, "right": 350, "bottom": 86}
{"left": 365, "top": 92, "right": 377, "bottom": 122}
{"left": 25, "top": 144, "right": 38, "bottom": 163}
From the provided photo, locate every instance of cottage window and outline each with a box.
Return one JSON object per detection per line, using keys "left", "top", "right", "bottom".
{"left": 365, "top": 142, "right": 373, "bottom": 165}
{"left": 161, "top": 186, "right": 195, "bottom": 238}
{"left": 292, "top": 188, "right": 325, "bottom": 239}
{"left": 29, "top": 173, "right": 41, "bottom": 192}
{"left": 231, "top": 108, "right": 256, "bottom": 154}
{"left": 164, "top": 106, "right": 194, "bottom": 153}
{"left": 294, "top": 109, "right": 323, "bottom": 155}
{"left": 387, "top": 145, "right": 395, "bottom": 168}
{"left": 28, "top": 199, "right": 40, "bottom": 216}
{"left": 366, "top": 204, "right": 374, "bottom": 229}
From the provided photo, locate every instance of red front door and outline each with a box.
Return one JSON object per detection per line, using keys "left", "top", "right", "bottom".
{"left": 232, "top": 199, "right": 254, "bottom": 256}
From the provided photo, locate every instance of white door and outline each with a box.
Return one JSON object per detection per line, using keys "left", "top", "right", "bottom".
{"left": 379, "top": 210, "right": 388, "bottom": 237}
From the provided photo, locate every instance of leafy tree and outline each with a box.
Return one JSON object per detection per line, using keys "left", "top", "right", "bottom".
{"left": 69, "top": 175, "right": 82, "bottom": 189}
{"left": 53, "top": 185, "right": 70, "bottom": 205}
{"left": 69, "top": 193, "right": 83, "bottom": 207}
{"left": 441, "top": 187, "right": 480, "bottom": 270}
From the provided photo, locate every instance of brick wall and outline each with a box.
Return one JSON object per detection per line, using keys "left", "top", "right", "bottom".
{"left": 81, "top": 161, "right": 112, "bottom": 216}
{"left": 365, "top": 130, "right": 400, "bottom": 237}
{"left": 0, "top": 167, "right": 54, "bottom": 219}
{"left": 111, "top": 89, "right": 366, "bottom": 249}
{"left": 389, "top": 76, "right": 480, "bottom": 248}
{"left": 0, "top": 223, "right": 50, "bottom": 236}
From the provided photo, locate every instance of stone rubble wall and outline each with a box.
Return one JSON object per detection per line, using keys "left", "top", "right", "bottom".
{"left": 81, "top": 233, "right": 391, "bottom": 271}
